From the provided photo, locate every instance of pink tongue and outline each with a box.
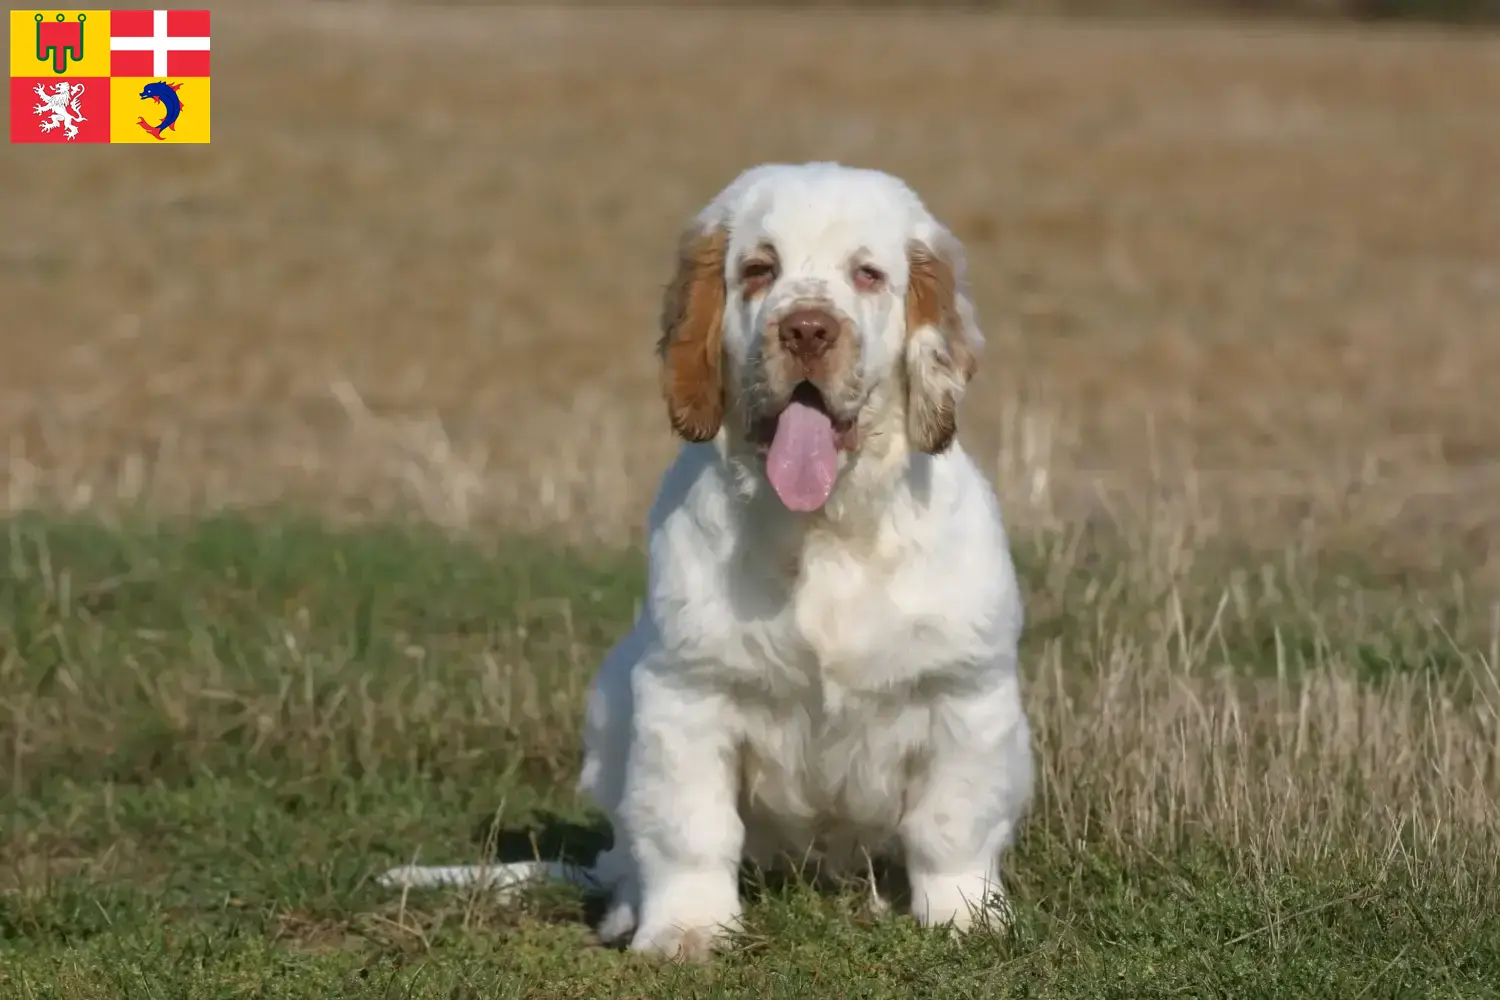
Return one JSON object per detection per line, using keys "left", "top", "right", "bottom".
{"left": 766, "top": 400, "right": 839, "bottom": 512}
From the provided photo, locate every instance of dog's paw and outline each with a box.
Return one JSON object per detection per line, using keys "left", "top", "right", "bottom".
{"left": 627, "top": 867, "right": 741, "bottom": 960}
{"left": 628, "top": 922, "right": 730, "bottom": 962}
{"left": 909, "top": 870, "right": 1012, "bottom": 933}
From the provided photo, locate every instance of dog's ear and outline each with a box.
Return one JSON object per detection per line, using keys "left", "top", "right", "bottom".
{"left": 903, "top": 232, "right": 982, "bottom": 454}
{"left": 658, "top": 224, "right": 729, "bottom": 442}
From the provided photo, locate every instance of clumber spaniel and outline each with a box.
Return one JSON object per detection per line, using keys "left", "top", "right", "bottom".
{"left": 380, "top": 162, "right": 1034, "bottom": 960}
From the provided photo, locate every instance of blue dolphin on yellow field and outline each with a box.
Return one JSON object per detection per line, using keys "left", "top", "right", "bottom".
{"left": 136, "top": 81, "right": 184, "bottom": 140}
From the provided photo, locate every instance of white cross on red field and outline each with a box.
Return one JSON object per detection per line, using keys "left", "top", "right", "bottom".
{"left": 109, "top": 9, "right": 211, "bottom": 78}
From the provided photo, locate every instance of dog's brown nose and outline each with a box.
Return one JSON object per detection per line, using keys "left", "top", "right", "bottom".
{"left": 777, "top": 309, "right": 840, "bottom": 360}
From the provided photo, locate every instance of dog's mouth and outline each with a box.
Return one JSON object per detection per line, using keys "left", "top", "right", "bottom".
{"left": 748, "top": 383, "right": 858, "bottom": 450}
{"left": 748, "top": 382, "right": 858, "bottom": 513}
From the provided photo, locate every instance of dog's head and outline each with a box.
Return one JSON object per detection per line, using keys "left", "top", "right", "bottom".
{"left": 658, "top": 163, "right": 983, "bottom": 512}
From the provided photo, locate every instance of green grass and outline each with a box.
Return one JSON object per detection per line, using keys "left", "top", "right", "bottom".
{"left": 1, "top": 514, "right": 1497, "bottom": 998}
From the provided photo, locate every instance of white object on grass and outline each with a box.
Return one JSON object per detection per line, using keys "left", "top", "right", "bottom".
{"left": 376, "top": 860, "right": 604, "bottom": 899}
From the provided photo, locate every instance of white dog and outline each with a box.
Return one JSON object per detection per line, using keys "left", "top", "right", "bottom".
{"left": 380, "top": 163, "right": 1034, "bottom": 961}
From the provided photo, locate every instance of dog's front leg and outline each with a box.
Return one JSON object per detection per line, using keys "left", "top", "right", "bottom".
{"left": 620, "top": 663, "right": 744, "bottom": 961}
{"left": 899, "top": 675, "right": 1033, "bottom": 933}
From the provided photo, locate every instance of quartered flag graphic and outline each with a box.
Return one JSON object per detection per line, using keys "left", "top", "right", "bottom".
{"left": 9, "top": 8, "right": 210, "bottom": 143}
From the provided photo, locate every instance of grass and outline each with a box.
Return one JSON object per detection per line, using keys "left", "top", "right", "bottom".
{"left": 2, "top": 514, "right": 1496, "bottom": 997}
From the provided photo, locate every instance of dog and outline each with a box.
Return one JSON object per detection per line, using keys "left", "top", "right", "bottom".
{"left": 380, "top": 163, "right": 1035, "bottom": 961}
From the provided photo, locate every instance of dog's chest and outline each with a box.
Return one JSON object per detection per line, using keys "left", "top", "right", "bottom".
{"left": 728, "top": 551, "right": 949, "bottom": 834}
{"left": 744, "top": 539, "right": 957, "bottom": 694}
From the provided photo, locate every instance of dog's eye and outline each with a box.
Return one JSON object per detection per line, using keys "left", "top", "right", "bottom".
{"left": 852, "top": 264, "right": 886, "bottom": 292}
{"left": 740, "top": 260, "right": 777, "bottom": 291}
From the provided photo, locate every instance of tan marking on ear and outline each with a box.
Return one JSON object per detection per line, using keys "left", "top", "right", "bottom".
{"left": 658, "top": 225, "right": 729, "bottom": 442}
{"left": 904, "top": 238, "right": 978, "bottom": 454}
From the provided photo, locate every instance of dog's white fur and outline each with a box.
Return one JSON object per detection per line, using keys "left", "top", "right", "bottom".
{"left": 380, "top": 163, "right": 1034, "bottom": 961}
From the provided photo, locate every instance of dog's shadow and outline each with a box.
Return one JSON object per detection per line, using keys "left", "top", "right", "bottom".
{"left": 470, "top": 810, "right": 911, "bottom": 933}
{"left": 469, "top": 809, "right": 615, "bottom": 926}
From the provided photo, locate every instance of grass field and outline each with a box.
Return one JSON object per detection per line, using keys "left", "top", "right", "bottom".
{"left": 3, "top": 3, "right": 1499, "bottom": 996}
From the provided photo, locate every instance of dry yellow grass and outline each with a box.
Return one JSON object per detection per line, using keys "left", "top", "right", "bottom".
{"left": 2, "top": 11, "right": 1498, "bottom": 980}
{"left": 3, "top": 6, "right": 1497, "bottom": 555}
